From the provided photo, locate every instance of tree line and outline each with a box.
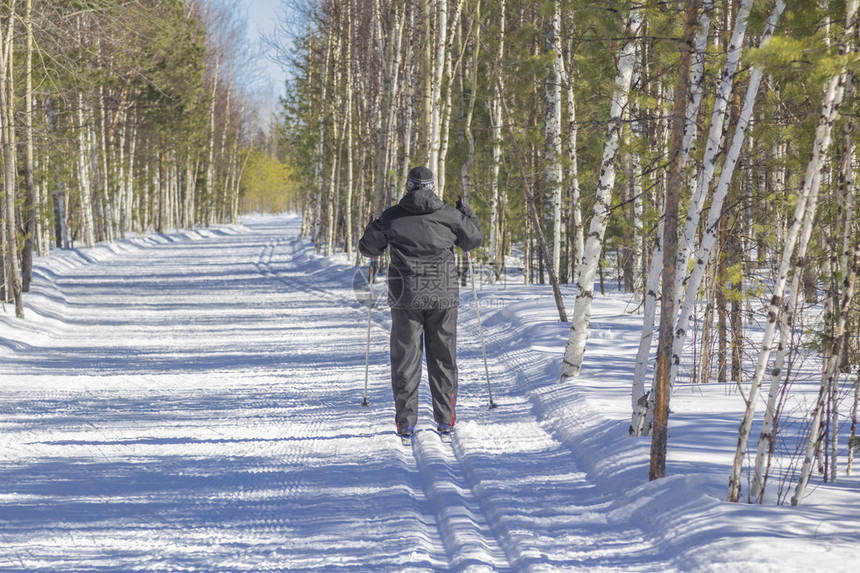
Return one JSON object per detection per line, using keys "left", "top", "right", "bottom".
{"left": 280, "top": 0, "right": 859, "bottom": 503}
{"left": 0, "top": 0, "right": 289, "bottom": 319}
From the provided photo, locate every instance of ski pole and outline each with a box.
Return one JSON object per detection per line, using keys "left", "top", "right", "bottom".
{"left": 468, "top": 251, "right": 497, "bottom": 409}
{"left": 362, "top": 258, "right": 375, "bottom": 407}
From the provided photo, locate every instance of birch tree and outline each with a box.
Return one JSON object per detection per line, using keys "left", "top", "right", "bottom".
{"left": 630, "top": 0, "right": 715, "bottom": 435}
{"left": 427, "top": 0, "right": 448, "bottom": 184}
{"left": 650, "top": 0, "right": 698, "bottom": 481}
{"left": 562, "top": 5, "right": 643, "bottom": 378}
{"left": 21, "top": 0, "right": 34, "bottom": 292}
{"left": 789, "top": 0, "right": 858, "bottom": 506}
{"left": 0, "top": 0, "right": 23, "bottom": 317}
{"left": 721, "top": 1, "right": 852, "bottom": 503}
{"left": 545, "top": 0, "right": 563, "bottom": 280}
{"left": 488, "top": 0, "right": 505, "bottom": 281}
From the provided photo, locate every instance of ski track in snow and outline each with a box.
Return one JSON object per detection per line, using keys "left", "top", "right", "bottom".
{"left": 1, "top": 215, "right": 858, "bottom": 572}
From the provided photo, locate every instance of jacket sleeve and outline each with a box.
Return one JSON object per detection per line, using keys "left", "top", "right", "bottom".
{"left": 454, "top": 205, "right": 483, "bottom": 252}
{"left": 358, "top": 217, "right": 388, "bottom": 257}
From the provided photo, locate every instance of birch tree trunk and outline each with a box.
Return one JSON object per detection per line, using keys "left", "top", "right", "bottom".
{"left": 498, "top": 79, "right": 567, "bottom": 323}
{"left": 126, "top": 114, "right": 137, "bottom": 232}
{"left": 436, "top": 0, "right": 464, "bottom": 200}
{"left": 488, "top": 0, "right": 505, "bottom": 281}
{"left": 560, "top": 29, "right": 582, "bottom": 285}
{"left": 629, "top": 0, "right": 723, "bottom": 434}
{"left": 790, "top": 1, "right": 859, "bottom": 506}
{"left": 457, "top": 0, "right": 480, "bottom": 208}
{"left": 420, "top": 0, "right": 432, "bottom": 160}
{"left": 673, "top": 0, "right": 751, "bottom": 310}
{"left": 344, "top": 1, "right": 354, "bottom": 255}
{"left": 793, "top": 237, "right": 860, "bottom": 504}
{"left": 666, "top": 0, "right": 786, "bottom": 411}
{"left": 428, "top": 0, "right": 448, "bottom": 182}
{"left": 650, "top": 0, "right": 698, "bottom": 481}
{"left": 326, "top": 33, "right": 343, "bottom": 255}
{"left": 730, "top": 2, "right": 852, "bottom": 502}
{"left": 562, "top": 6, "right": 643, "bottom": 378}
{"left": 545, "top": 0, "right": 563, "bottom": 280}
{"left": 207, "top": 53, "right": 220, "bottom": 226}
{"left": 76, "top": 96, "right": 97, "bottom": 246}
{"left": 373, "top": 4, "right": 404, "bottom": 215}
{"left": 21, "top": 0, "right": 34, "bottom": 292}
{"left": 0, "top": 0, "right": 23, "bottom": 317}
{"left": 848, "top": 370, "right": 859, "bottom": 476}
{"left": 752, "top": 118, "right": 858, "bottom": 501}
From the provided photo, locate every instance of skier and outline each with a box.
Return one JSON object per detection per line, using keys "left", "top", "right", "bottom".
{"left": 359, "top": 166, "right": 483, "bottom": 439}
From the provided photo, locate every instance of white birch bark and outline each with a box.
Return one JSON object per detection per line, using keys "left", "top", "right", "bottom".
{"left": 457, "top": 0, "right": 481, "bottom": 208}
{"left": 670, "top": 0, "right": 786, "bottom": 385}
{"left": 370, "top": 0, "right": 384, "bottom": 216}
{"left": 848, "top": 370, "right": 859, "bottom": 476}
{"left": 793, "top": 237, "right": 860, "bottom": 504}
{"left": 207, "top": 52, "right": 220, "bottom": 226}
{"left": 373, "top": 4, "right": 403, "bottom": 214}
{"left": 22, "top": 0, "right": 34, "bottom": 291}
{"left": 562, "top": 6, "right": 643, "bottom": 378}
{"left": 326, "top": 33, "right": 342, "bottom": 256}
{"left": 344, "top": 2, "right": 354, "bottom": 256}
{"left": 436, "top": 0, "right": 464, "bottom": 200}
{"left": 76, "top": 92, "right": 96, "bottom": 247}
{"left": 545, "top": 1, "right": 564, "bottom": 279}
{"left": 629, "top": 0, "right": 725, "bottom": 434}
{"left": 489, "top": 0, "right": 505, "bottom": 280}
{"left": 750, "top": 171, "right": 815, "bottom": 502}
{"left": 183, "top": 154, "right": 194, "bottom": 229}
{"left": 218, "top": 75, "right": 233, "bottom": 222}
{"left": 420, "top": 0, "right": 432, "bottom": 158}
{"left": 730, "top": 15, "right": 850, "bottom": 503}
{"left": 560, "top": 39, "right": 582, "bottom": 283}
{"left": 399, "top": 5, "right": 416, "bottom": 192}
{"left": 0, "top": 0, "right": 23, "bottom": 317}
{"left": 678, "top": 9, "right": 781, "bottom": 370}
{"left": 117, "top": 111, "right": 127, "bottom": 234}
{"left": 791, "top": 4, "right": 858, "bottom": 504}
{"left": 126, "top": 114, "right": 137, "bottom": 231}
{"left": 428, "top": 0, "right": 448, "bottom": 182}
{"left": 313, "top": 34, "right": 328, "bottom": 235}
{"left": 674, "top": 0, "right": 734, "bottom": 285}
{"left": 99, "top": 85, "right": 115, "bottom": 242}
{"left": 840, "top": 131, "right": 856, "bottom": 275}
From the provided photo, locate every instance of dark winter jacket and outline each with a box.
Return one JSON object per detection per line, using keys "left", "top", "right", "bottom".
{"left": 358, "top": 186, "right": 483, "bottom": 309}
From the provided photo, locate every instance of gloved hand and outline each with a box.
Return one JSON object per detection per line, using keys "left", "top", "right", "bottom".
{"left": 456, "top": 196, "right": 474, "bottom": 217}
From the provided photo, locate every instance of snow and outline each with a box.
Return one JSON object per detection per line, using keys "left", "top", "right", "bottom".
{"left": 1, "top": 214, "right": 858, "bottom": 572}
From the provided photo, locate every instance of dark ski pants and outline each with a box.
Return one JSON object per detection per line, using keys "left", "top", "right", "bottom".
{"left": 390, "top": 306, "right": 458, "bottom": 432}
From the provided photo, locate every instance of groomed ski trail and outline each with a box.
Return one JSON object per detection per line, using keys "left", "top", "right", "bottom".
{"left": 0, "top": 215, "right": 666, "bottom": 572}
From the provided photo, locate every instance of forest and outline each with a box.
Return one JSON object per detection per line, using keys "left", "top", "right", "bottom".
{"left": 280, "top": 0, "right": 858, "bottom": 503}
{"left": 0, "top": 0, "right": 858, "bottom": 504}
{"left": 0, "top": 0, "right": 289, "bottom": 320}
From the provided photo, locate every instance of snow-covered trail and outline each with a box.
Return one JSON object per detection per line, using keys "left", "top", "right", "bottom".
{"left": 3, "top": 215, "right": 858, "bottom": 572}
{"left": 0, "top": 216, "right": 655, "bottom": 571}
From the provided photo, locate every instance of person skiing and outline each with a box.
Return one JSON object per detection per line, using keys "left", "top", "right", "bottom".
{"left": 359, "top": 165, "right": 483, "bottom": 439}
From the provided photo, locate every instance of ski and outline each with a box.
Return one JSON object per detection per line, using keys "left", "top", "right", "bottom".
{"left": 436, "top": 428, "right": 454, "bottom": 443}
{"left": 398, "top": 428, "right": 417, "bottom": 445}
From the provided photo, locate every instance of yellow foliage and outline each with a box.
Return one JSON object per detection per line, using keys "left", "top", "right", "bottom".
{"left": 239, "top": 148, "right": 297, "bottom": 214}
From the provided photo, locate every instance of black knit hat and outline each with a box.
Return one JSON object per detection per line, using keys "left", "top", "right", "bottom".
{"left": 406, "top": 166, "right": 434, "bottom": 191}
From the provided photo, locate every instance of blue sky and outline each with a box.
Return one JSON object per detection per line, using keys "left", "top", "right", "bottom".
{"left": 245, "top": 0, "right": 289, "bottom": 98}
